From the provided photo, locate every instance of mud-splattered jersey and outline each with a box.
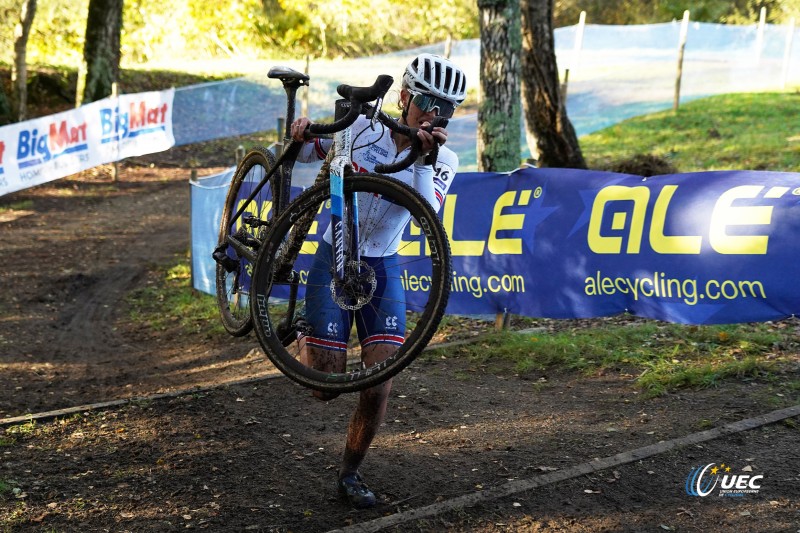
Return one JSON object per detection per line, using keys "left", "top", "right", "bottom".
{"left": 298, "top": 115, "right": 458, "bottom": 257}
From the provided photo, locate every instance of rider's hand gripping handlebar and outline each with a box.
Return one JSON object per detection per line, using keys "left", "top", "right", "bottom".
{"left": 304, "top": 75, "right": 394, "bottom": 136}
{"left": 374, "top": 116, "right": 449, "bottom": 174}
{"left": 300, "top": 74, "right": 449, "bottom": 174}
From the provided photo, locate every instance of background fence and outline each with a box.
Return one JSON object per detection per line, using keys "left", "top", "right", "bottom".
{"left": 174, "top": 20, "right": 799, "bottom": 174}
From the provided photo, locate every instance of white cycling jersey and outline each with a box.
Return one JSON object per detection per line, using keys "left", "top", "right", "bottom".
{"left": 298, "top": 115, "right": 458, "bottom": 257}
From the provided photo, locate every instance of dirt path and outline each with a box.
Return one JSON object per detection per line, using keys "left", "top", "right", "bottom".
{"left": 0, "top": 167, "right": 263, "bottom": 418}
{"left": 0, "top": 166, "right": 798, "bottom": 532}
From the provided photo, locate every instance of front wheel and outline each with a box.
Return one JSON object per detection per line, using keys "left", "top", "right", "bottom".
{"left": 214, "top": 147, "right": 279, "bottom": 337}
{"left": 250, "top": 173, "right": 451, "bottom": 393}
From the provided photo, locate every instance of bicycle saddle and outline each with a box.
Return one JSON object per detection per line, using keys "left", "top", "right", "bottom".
{"left": 268, "top": 66, "right": 310, "bottom": 84}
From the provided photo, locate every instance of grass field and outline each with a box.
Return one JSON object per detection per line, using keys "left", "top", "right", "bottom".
{"left": 580, "top": 91, "right": 800, "bottom": 173}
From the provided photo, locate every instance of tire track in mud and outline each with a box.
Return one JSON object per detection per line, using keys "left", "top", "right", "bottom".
{"left": 8, "top": 179, "right": 191, "bottom": 410}
{"left": 53, "top": 181, "right": 189, "bottom": 373}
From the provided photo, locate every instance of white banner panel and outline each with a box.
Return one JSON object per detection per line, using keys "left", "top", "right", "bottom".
{"left": 0, "top": 89, "right": 175, "bottom": 197}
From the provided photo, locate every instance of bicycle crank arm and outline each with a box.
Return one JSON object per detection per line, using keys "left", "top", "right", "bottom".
{"left": 224, "top": 235, "right": 257, "bottom": 264}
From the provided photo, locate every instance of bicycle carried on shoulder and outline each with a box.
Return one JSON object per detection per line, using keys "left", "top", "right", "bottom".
{"left": 213, "top": 66, "right": 452, "bottom": 393}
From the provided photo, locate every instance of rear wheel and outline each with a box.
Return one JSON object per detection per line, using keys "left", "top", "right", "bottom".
{"left": 250, "top": 173, "right": 451, "bottom": 393}
{"left": 214, "top": 147, "right": 279, "bottom": 337}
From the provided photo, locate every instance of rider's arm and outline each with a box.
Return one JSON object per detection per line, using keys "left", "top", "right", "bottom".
{"left": 291, "top": 117, "right": 333, "bottom": 163}
{"left": 298, "top": 137, "right": 333, "bottom": 163}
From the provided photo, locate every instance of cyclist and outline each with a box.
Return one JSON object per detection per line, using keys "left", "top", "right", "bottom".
{"left": 290, "top": 53, "right": 467, "bottom": 509}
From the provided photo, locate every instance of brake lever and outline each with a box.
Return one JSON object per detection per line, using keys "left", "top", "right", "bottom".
{"left": 369, "top": 97, "right": 384, "bottom": 130}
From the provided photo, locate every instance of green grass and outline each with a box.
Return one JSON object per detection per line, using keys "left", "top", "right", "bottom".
{"left": 581, "top": 92, "right": 800, "bottom": 173}
{"left": 5, "top": 419, "right": 36, "bottom": 436}
{"left": 127, "top": 256, "right": 225, "bottom": 336}
{"left": 0, "top": 200, "right": 34, "bottom": 213}
{"left": 427, "top": 320, "right": 795, "bottom": 397}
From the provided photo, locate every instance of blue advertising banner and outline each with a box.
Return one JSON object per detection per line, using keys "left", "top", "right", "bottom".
{"left": 191, "top": 166, "right": 800, "bottom": 325}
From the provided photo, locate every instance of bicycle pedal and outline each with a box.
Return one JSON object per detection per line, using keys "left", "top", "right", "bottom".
{"left": 212, "top": 248, "right": 240, "bottom": 273}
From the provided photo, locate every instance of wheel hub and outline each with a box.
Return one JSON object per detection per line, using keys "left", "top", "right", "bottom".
{"left": 330, "top": 260, "right": 377, "bottom": 311}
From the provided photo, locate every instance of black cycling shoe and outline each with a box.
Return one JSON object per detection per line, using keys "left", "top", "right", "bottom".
{"left": 337, "top": 471, "right": 377, "bottom": 509}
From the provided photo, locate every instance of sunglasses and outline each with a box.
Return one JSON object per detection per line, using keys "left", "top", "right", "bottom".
{"left": 409, "top": 92, "right": 456, "bottom": 118}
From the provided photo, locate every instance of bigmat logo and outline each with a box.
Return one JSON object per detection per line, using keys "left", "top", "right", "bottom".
{"left": 16, "top": 120, "right": 89, "bottom": 169}
{"left": 100, "top": 100, "right": 169, "bottom": 143}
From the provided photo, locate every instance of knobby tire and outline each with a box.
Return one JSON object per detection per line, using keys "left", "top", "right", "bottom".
{"left": 215, "top": 147, "right": 279, "bottom": 337}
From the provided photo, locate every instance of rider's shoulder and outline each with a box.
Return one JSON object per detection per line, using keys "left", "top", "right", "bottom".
{"left": 436, "top": 144, "right": 459, "bottom": 172}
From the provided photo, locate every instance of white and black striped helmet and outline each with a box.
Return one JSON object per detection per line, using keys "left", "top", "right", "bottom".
{"left": 402, "top": 53, "right": 467, "bottom": 106}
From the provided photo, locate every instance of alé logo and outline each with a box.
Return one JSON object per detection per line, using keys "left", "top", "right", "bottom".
{"left": 16, "top": 120, "right": 89, "bottom": 169}
{"left": 0, "top": 140, "right": 5, "bottom": 175}
{"left": 100, "top": 100, "right": 169, "bottom": 143}
{"left": 685, "top": 462, "right": 764, "bottom": 497}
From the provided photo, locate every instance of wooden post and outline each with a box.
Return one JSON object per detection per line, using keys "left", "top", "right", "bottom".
{"left": 75, "top": 62, "right": 86, "bottom": 108}
{"left": 561, "top": 68, "right": 570, "bottom": 102}
{"left": 562, "top": 11, "right": 585, "bottom": 106}
{"left": 782, "top": 18, "right": 795, "bottom": 89}
{"left": 755, "top": 7, "right": 767, "bottom": 64}
{"left": 573, "top": 11, "right": 586, "bottom": 66}
{"left": 444, "top": 33, "right": 453, "bottom": 59}
{"left": 111, "top": 81, "right": 119, "bottom": 182}
{"left": 235, "top": 145, "right": 245, "bottom": 165}
{"left": 673, "top": 11, "right": 690, "bottom": 112}
{"left": 189, "top": 169, "right": 197, "bottom": 290}
{"left": 495, "top": 308, "right": 510, "bottom": 330}
{"left": 495, "top": 311, "right": 505, "bottom": 330}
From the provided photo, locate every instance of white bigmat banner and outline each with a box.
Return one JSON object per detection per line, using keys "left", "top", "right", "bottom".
{"left": 0, "top": 89, "right": 175, "bottom": 197}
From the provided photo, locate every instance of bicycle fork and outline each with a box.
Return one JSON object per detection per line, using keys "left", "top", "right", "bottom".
{"left": 329, "top": 128, "right": 360, "bottom": 281}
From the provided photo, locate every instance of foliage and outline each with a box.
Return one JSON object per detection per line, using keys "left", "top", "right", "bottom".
{"left": 1, "top": 0, "right": 479, "bottom": 66}
{"left": 428, "top": 320, "right": 795, "bottom": 397}
{"left": 0, "top": 0, "right": 89, "bottom": 66}
{"left": 581, "top": 92, "right": 800, "bottom": 173}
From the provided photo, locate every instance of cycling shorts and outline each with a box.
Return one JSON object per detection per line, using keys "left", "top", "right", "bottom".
{"left": 303, "top": 241, "right": 406, "bottom": 352}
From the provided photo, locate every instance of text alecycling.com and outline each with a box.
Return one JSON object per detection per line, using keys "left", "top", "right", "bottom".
{"left": 584, "top": 271, "right": 766, "bottom": 305}
{"left": 400, "top": 269, "right": 526, "bottom": 298}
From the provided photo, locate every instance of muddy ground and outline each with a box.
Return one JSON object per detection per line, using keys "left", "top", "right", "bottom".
{"left": 0, "top": 162, "right": 799, "bottom": 532}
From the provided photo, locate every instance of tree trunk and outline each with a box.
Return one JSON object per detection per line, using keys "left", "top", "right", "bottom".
{"left": 12, "top": 0, "right": 38, "bottom": 122}
{"left": 477, "top": 0, "right": 521, "bottom": 172}
{"left": 519, "top": 0, "right": 586, "bottom": 169}
{"left": 80, "top": 0, "right": 123, "bottom": 105}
